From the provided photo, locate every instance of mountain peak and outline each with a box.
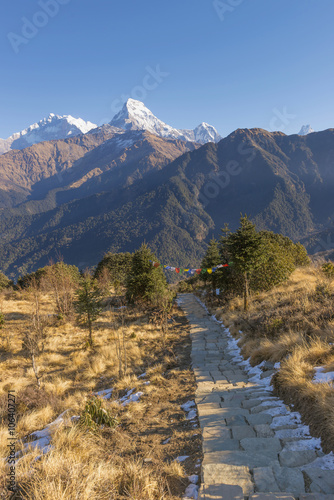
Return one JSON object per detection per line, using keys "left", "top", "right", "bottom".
{"left": 0, "top": 114, "right": 97, "bottom": 154}
{"left": 298, "top": 124, "right": 315, "bottom": 135}
{"left": 110, "top": 99, "right": 221, "bottom": 144}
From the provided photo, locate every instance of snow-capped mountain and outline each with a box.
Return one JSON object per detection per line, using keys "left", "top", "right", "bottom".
{"left": 298, "top": 124, "right": 315, "bottom": 135}
{"left": 0, "top": 114, "right": 97, "bottom": 154}
{"left": 109, "top": 99, "right": 222, "bottom": 144}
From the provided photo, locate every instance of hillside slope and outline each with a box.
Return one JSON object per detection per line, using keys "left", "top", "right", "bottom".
{"left": 0, "top": 128, "right": 334, "bottom": 278}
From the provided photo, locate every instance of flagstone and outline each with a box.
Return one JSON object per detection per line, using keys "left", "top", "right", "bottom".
{"left": 178, "top": 294, "right": 334, "bottom": 499}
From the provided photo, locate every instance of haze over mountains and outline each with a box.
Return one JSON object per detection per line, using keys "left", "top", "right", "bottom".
{"left": 0, "top": 99, "right": 333, "bottom": 279}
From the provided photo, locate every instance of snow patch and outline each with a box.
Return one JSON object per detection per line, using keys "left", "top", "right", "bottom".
{"left": 181, "top": 400, "right": 197, "bottom": 420}
{"left": 313, "top": 367, "right": 334, "bottom": 384}
{"left": 174, "top": 455, "right": 189, "bottom": 463}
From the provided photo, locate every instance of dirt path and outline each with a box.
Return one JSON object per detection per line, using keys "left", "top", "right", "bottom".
{"left": 178, "top": 294, "right": 334, "bottom": 500}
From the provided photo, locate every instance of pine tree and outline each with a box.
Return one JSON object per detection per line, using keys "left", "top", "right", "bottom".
{"left": 0, "top": 271, "right": 11, "bottom": 291}
{"left": 75, "top": 273, "right": 103, "bottom": 347}
{"left": 126, "top": 244, "right": 168, "bottom": 306}
{"left": 226, "top": 215, "right": 265, "bottom": 311}
{"left": 201, "top": 239, "right": 221, "bottom": 295}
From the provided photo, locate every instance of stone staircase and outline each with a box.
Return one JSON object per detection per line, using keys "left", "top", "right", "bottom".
{"left": 178, "top": 294, "right": 334, "bottom": 500}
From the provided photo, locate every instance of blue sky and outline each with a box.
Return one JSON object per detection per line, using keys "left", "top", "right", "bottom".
{"left": 1, "top": 0, "right": 333, "bottom": 138}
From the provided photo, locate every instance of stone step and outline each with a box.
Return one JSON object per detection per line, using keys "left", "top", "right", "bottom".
{"left": 178, "top": 294, "right": 334, "bottom": 500}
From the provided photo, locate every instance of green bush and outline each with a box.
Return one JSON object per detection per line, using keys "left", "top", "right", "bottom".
{"left": 322, "top": 262, "right": 334, "bottom": 279}
{"left": 95, "top": 252, "right": 133, "bottom": 289}
{"left": 178, "top": 280, "right": 193, "bottom": 293}
{"left": 18, "top": 262, "right": 80, "bottom": 289}
{"left": 0, "top": 271, "right": 11, "bottom": 291}
{"left": 314, "top": 282, "right": 332, "bottom": 301}
{"left": 79, "top": 395, "right": 119, "bottom": 431}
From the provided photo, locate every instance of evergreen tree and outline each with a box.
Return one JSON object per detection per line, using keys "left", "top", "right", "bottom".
{"left": 226, "top": 215, "right": 265, "bottom": 310}
{"left": 201, "top": 239, "right": 221, "bottom": 295}
{"left": 95, "top": 252, "right": 133, "bottom": 289}
{"left": 0, "top": 271, "right": 11, "bottom": 291}
{"left": 75, "top": 273, "right": 103, "bottom": 347}
{"left": 251, "top": 232, "right": 310, "bottom": 291}
{"left": 126, "top": 244, "right": 168, "bottom": 306}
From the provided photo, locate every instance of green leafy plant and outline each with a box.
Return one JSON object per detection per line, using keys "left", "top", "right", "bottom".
{"left": 322, "top": 262, "right": 334, "bottom": 279}
{"left": 79, "top": 395, "right": 119, "bottom": 431}
{"left": 314, "top": 282, "right": 332, "bottom": 302}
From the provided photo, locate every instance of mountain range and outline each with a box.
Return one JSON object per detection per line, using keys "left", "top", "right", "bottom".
{"left": 0, "top": 114, "right": 97, "bottom": 154}
{"left": 0, "top": 99, "right": 221, "bottom": 156}
{"left": 0, "top": 100, "right": 333, "bottom": 279}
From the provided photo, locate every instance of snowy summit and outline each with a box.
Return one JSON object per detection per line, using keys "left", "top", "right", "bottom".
{"left": 0, "top": 114, "right": 97, "bottom": 154}
{"left": 298, "top": 124, "right": 315, "bottom": 135}
{"left": 109, "top": 98, "right": 222, "bottom": 144}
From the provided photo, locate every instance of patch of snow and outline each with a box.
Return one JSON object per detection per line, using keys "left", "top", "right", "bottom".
{"left": 119, "top": 389, "right": 135, "bottom": 402}
{"left": 275, "top": 425, "right": 311, "bottom": 439}
{"left": 162, "top": 438, "right": 170, "bottom": 445}
{"left": 121, "top": 391, "right": 143, "bottom": 406}
{"left": 183, "top": 483, "right": 199, "bottom": 499}
{"left": 29, "top": 410, "right": 70, "bottom": 441}
{"left": 138, "top": 373, "right": 147, "bottom": 379}
{"left": 302, "top": 452, "right": 334, "bottom": 470}
{"left": 174, "top": 455, "right": 189, "bottom": 463}
{"left": 95, "top": 388, "right": 114, "bottom": 399}
{"left": 313, "top": 366, "right": 334, "bottom": 384}
{"left": 283, "top": 438, "right": 322, "bottom": 451}
{"left": 270, "top": 413, "right": 302, "bottom": 428}
{"left": 258, "top": 399, "right": 283, "bottom": 408}
{"left": 181, "top": 400, "right": 197, "bottom": 420}
{"left": 187, "top": 409, "right": 197, "bottom": 420}
{"left": 16, "top": 410, "right": 70, "bottom": 459}
{"left": 181, "top": 400, "right": 196, "bottom": 411}
{"left": 188, "top": 474, "right": 199, "bottom": 484}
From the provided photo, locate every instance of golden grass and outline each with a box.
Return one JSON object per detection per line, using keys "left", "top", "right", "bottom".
{"left": 0, "top": 292, "right": 198, "bottom": 498}
{"left": 273, "top": 340, "right": 334, "bottom": 452}
{"left": 15, "top": 426, "right": 169, "bottom": 500}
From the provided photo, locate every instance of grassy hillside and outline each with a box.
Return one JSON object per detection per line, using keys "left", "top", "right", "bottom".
{"left": 0, "top": 289, "right": 201, "bottom": 499}
{"left": 1, "top": 127, "right": 334, "bottom": 278}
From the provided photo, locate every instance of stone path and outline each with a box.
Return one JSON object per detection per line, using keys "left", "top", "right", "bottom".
{"left": 178, "top": 294, "right": 334, "bottom": 500}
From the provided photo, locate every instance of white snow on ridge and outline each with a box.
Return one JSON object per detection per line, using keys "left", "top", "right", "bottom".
{"left": 298, "top": 124, "right": 315, "bottom": 135}
{"left": 109, "top": 99, "right": 222, "bottom": 145}
{"left": 0, "top": 113, "right": 97, "bottom": 153}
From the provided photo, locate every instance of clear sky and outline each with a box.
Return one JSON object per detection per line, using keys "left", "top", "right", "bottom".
{"left": 1, "top": 0, "right": 333, "bottom": 139}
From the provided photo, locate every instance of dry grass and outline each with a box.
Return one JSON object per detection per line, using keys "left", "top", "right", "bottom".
{"left": 273, "top": 340, "right": 334, "bottom": 453}
{"left": 0, "top": 292, "right": 200, "bottom": 499}
{"left": 206, "top": 264, "right": 334, "bottom": 453}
